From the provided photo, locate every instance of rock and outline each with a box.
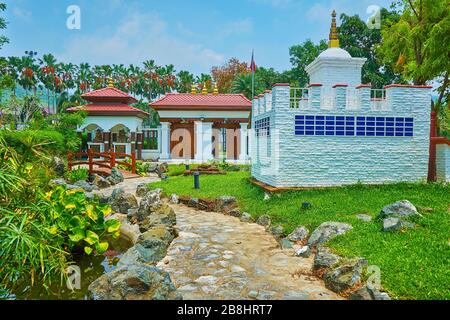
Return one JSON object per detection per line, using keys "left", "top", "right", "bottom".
{"left": 301, "top": 202, "right": 312, "bottom": 210}
{"left": 287, "top": 226, "right": 309, "bottom": 242}
{"left": 313, "top": 247, "right": 341, "bottom": 270}
{"left": 88, "top": 264, "right": 181, "bottom": 300}
{"left": 139, "top": 204, "right": 177, "bottom": 231}
{"left": 323, "top": 258, "right": 368, "bottom": 294}
{"left": 308, "top": 222, "right": 353, "bottom": 248}
{"left": 227, "top": 209, "right": 242, "bottom": 218}
{"left": 280, "top": 238, "right": 294, "bottom": 249}
{"left": 170, "top": 194, "right": 179, "bottom": 204}
{"left": 50, "top": 178, "right": 67, "bottom": 188}
{"left": 113, "top": 214, "right": 140, "bottom": 244}
{"left": 294, "top": 245, "right": 311, "bottom": 258}
{"left": 195, "top": 276, "right": 218, "bottom": 285}
{"left": 188, "top": 198, "right": 199, "bottom": 208}
{"left": 98, "top": 194, "right": 110, "bottom": 205}
{"left": 383, "top": 218, "right": 415, "bottom": 232}
{"left": 119, "top": 234, "right": 169, "bottom": 267}
{"left": 146, "top": 163, "right": 158, "bottom": 173}
{"left": 136, "top": 183, "right": 149, "bottom": 198}
{"left": 92, "top": 175, "right": 111, "bottom": 189}
{"left": 268, "top": 225, "right": 284, "bottom": 238}
{"left": 74, "top": 180, "right": 98, "bottom": 192}
{"left": 215, "top": 196, "right": 237, "bottom": 213}
{"left": 106, "top": 176, "right": 117, "bottom": 186}
{"left": 109, "top": 190, "right": 138, "bottom": 214}
{"left": 53, "top": 157, "right": 65, "bottom": 176}
{"left": 109, "top": 167, "right": 124, "bottom": 185}
{"left": 356, "top": 214, "right": 372, "bottom": 222}
{"left": 248, "top": 290, "right": 259, "bottom": 299}
{"left": 256, "top": 215, "right": 271, "bottom": 227}
{"left": 134, "top": 189, "right": 163, "bottom": 222}
{"left": 349, "top": 285, "right": 391, "bottom": 300}
{"left": 263, "top": 193, "right": 271, "bottom": 201}
{"left": 140, "top": 225, "right": 176, "bottom": 245}
{"left": 379, "top": 200, "right": 419, "bottom": 219}
{"left": 240, "top": 212, "right": 253, "bottom": 223}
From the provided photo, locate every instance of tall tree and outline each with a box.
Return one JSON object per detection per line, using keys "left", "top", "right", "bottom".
{"left": 0, "top": 3, "right": 8, "bottom": 50}
{"left": 289, "top": 40, "right": 328, "bottom": 87}
{"left": 176, "top": 70, "right": 195, "bottom": 93}
{"left": 377, "top": 0, "right": 449, "bottom": 132}
{"left": 211, "top": 58, "right": 249, "bottom": 93}
{"left": 339, "top": 9, "right": 404, "bottom": 88}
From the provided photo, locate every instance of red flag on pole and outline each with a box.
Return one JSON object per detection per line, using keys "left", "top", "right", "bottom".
{"left": 250, "top": 50, "right": 257, "bottom": 73}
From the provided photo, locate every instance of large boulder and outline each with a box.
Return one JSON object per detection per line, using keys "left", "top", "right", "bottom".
{"left": 92, "top": 174, "right": 111, "bottom": 189}
{"left": 240, "top": 212, "right": 253, "bottom": 223}
{"left": 378, "top": 200, "right": 419, "bottom": 219}
{"left": 139, "top": 204, "right": 176, "bottom": 232}
{"left": 308, "top": 222, "right": 353, "bottom": 248}
{"left": 119, "top": 233, "right": 169, "bottom": 266}
{"left": 136, "top": 183, "right": 150, "bottom": 198}
{"left": 323, "top": 258, "right": 367, "bottom": 294}
{"left": 268, "top": 225, "right": 284, "bottom": 238}
{"left": 146, "top": 162, "right": 159, "bottom": 173}
{"left": 108, "top": 167, "right": 124, "bottom": 185}
{"left": 88, "top": 264, "right": 181, "bottom": 300}
{"left": 74, "top": 180, "right": 98, "bottom": 192}
{"left": 109, "top": 189, "right": 138, "bottom": 214}
{"left": 133, "top": 189, "right": 163, "bottom": 222}
{"left": 313, "top": 247, "right": 341, "bottom": 271}
{"left": 287, "top": 226, "right": 309, "bottom": 242}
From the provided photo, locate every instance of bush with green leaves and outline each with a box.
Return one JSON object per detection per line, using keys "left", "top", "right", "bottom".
{"left": 66, "top": 167, "right": 89, "bottom": 183}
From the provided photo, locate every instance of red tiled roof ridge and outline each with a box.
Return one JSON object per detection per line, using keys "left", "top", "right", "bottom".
{"left": 150, "top": 92, "right": 252, "bottom": 107}
{"left": 81, "top": 87, "right": 138, "bottom": 103}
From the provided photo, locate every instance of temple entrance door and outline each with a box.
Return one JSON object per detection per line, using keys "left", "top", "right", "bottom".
{"left": 170, "top": 123, "right": 195, "bottom": 160}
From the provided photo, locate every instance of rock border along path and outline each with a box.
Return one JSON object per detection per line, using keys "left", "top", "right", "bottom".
{"left": 94, "top": 177, "right": 341, "bottom": 300}
{"left": 157, "top": 204, "right": 342, "bottom": 300}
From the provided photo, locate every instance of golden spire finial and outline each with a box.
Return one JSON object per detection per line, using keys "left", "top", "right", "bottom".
{"left": 329, "top": 10, "right": 340, "bottom": 48}
{"left": 202, "top": 82, "right": 208, "bottom": 95}
{"left": 213, "top": 83, "right": 219, "bottom": 95}
{"left": 191, "top": 83, "right": 197, "bottom": 94}
{"left": 108, "top": 78, "right": 114, "bottom": 88}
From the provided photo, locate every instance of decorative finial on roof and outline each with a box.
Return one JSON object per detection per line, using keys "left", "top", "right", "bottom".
{"left": 191, "top": 83, "right": 197, "bottom": 94}
{"left": 213, "top": 83, "right": 219, "bottom": 95}
{"left": 329, "top": 10, "right": 340, "bottom": 48}
{"left": 202, "top": 82, "right": 208, "bottom": 95}
{"left": 108, "top": 78, "right": 114, "bottom": 88}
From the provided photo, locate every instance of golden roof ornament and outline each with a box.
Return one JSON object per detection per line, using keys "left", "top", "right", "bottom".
{"left": 213, "top": 83, "right": 219, "bottom": 95}
{"left": 328, "top": 10, "right": 340, "bottom": 48}
{"left": 191, "top": 83, "right": 197, "bottom": 94}
{"left": 108, "top": 78, "right": 114, "bottom": 88}
{"left": 202, "top": 82, "right": 208, "bottom": 95}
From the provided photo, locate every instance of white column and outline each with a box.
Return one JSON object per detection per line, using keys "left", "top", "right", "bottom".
{"left": 202, "top": 122, "right": 214, "bottom": 161}
{"left": 160, "top": 122, "right": 171, "bottom": 160}
{"left": 194, "top": 121, "right": 203, "bottom": 161}
{"left": 239, "top": 123, "right": 249, "bottom": 161}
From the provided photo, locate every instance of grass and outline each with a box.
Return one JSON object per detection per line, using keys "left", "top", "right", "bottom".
{"left": 151, "top": 170, "right": 450, "bottom": 300}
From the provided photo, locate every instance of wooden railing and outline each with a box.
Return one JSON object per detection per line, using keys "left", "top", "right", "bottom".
{"left": 68, "top": 149, "right": 136, "bottom": 175}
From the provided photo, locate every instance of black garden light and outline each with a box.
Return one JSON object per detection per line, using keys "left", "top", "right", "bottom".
{"left": 194, "top": 171, "right": 200, "bottom": 189}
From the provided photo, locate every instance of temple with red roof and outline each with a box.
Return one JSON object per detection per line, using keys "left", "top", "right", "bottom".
{"left": 68, "top": 80, "right": 149, "bottom": 159}
{"left": 150, "top": 84, "right": 252, "bottom": 162}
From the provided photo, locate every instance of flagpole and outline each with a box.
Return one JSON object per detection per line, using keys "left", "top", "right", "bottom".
{"left": 251, "top": 49, "right": 255, "bottom": 100}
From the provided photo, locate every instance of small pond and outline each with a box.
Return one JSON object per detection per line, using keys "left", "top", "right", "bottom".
{"left": 6, "top": 236, "right": 133, "bottom": 300}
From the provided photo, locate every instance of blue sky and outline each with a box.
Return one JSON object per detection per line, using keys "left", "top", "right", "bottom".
{"left": 2, "top": 0, "right": 392, "bottom": 74}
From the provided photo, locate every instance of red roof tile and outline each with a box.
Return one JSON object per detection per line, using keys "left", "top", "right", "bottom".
{"left": 150, "top": 93, "right": 252, "bottom": 111}
{"left": 67, "top": 103, "right": 149, "bottom": 118}
{"left": 81, "top": 87, "right": 138, "bottom": 103}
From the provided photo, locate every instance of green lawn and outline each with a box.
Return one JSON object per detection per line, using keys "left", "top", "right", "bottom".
{"left": 151, "top": 170, "right": 450, "bottom": 300}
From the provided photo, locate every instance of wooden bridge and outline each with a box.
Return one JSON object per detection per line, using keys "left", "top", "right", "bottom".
{"left": 68, "top": 149, "right": 139, "bottom": 178}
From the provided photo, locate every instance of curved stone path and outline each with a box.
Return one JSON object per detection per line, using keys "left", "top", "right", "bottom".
{"left": 157, "top": 204, "right": 342, "bottom": 300}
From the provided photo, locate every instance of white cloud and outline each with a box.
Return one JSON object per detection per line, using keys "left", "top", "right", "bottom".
{"left": 221, "top": 18, "right": 254, "bottom": 37}
{"left": 251, "top": 0, "right": 292, "bottom": 8}
{"left": 57, "top": 11, "right": 225, "bottom": 74}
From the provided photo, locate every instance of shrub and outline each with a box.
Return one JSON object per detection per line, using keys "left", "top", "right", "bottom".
{"left": 66, "top": 167, "right": 89, "bottom": 183}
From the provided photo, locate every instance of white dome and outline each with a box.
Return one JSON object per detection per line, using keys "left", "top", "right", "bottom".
{"left": 318, "top": 47, "right": 352, "bottom": 59}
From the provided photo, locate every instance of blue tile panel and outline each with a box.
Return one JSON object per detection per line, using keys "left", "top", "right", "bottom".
{"left": 256, "top": 117, "right": 271, "bottom": 137}
{"left": 295, "top": 115, "right": 414, "bottom": 137}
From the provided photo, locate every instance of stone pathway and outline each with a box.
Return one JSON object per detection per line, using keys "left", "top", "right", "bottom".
{"left": 94, "top": 174, "right": 160, "bottom": 198}
{"left": 157, "top": 204, "right": 342, "bottom": 300}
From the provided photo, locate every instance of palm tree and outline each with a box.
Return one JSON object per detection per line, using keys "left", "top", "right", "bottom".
{"left": 176, "top": 70, "right": 195, "bottom": 93}
{"left": 231, "top": 73, "right": 257, "bottom": 100}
